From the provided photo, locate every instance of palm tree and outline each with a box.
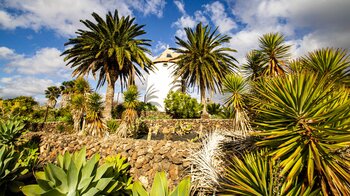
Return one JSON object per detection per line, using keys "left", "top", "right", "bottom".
{"left": 241, "top": 50, "right": 263, "bottom": 80}
{"left": 222, "top": 74, "right": 252, "bottom": 135}
{"left": 253, "top": 72, "right": 350, "bottom": 194}
{"left": 171, "top": 23, "right": 238, "bottom": 117}
{"left": 43, "top": 86, "right": 61, "bottom": 123}
{"left": 301, "top": 48, "right": 350, "bottom": 86}
{"left": 258, "top": 32, "right": 291, "bottom": 76}
{"left": 62, "top": 10, "right": 154, "bottom": 120}
{"left": 59, "top": 80, "right": 75, "bottom": 108}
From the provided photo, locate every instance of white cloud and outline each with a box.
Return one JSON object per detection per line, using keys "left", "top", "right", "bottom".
{"left": 0, "top": 46, "right": 18, "bottom": 59}
{"left": 0, "top": 0, "right": 166, "bottom": 36}
{"left": 0, "top": 76, "right": 55, "bottom": 100}
{"left": 130, "top": 0, "right": 166, "bottom": 17}
{"left": 1, "top": 46, "right": 70, "bottom": 76}
{"left": 204, "top": 1, "right": 236, "bottom": 33}
{"left": 153, "top": 41, "right": 169, "bottom": 55}
{"left": 227, "top": 0, "right": 350, "bottom": 60}
{"left": 172, "top": 11, "right": 208, "bottom": 39}
{"left": 174, "top": 1, "right": 186, "bottom": 15}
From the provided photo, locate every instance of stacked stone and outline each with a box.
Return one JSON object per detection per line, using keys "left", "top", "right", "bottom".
{"left": 33, "top": 132, "right": 200, "bottom": 189}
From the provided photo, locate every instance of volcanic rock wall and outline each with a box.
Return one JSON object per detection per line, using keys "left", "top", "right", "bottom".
{"left": 32, "top": 132, "right": 200, "bottom": 189}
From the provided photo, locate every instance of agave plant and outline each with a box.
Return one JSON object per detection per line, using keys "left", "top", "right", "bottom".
{"left": 0, "top": 119, "right": 26, "bottom": 145}
{"left": 222, "top": 150, "right": 321, "bottom": 195}
{"left": 132, "top": 171, "right": 191, "bottom": 196}
{"left": 21, "top": 148, "right": 132, "bottom": 195}
{"left": 104, "top": 154, "right": 133, "bottom": 195}
{"left": 0, "top": 145, "right": 23, "bottom": 196}
{"left": 253, "top": 72, "right": 350, "bottom": 194}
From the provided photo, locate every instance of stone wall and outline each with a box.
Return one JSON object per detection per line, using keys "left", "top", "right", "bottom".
{"left": 35, "top": 119, "right": 235, "bottom": 134}
{"left": 32, "top": 132, "right": 200, "bottom": 189}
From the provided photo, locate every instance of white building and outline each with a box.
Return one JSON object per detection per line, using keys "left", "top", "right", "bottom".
{"left": 145, "top": 49, "right": 180, "bottom": 111}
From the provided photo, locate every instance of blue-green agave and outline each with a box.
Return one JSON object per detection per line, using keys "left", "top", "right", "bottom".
{"left": 22, "top": 148, "right": 132, "bottom": 195}
{"left": 132, "top": 171, "right": 191, "bottom": 196}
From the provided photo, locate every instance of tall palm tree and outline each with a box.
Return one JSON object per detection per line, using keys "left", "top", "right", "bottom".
{"left": 43, "top": 86, "right": 61, "bottom": 123}
{"left": 258, "top": 32, "right": 291, "bottom": 76}
{"left": 222, "top": 74, "right": 252, "bottom": 135}
{"left": 62, "top": 10, "right": 154, "bottom": 120}
{"left": 171, "top": 23, "right": 238, "bottom": 117}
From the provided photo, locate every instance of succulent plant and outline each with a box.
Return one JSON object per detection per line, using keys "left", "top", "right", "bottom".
{"left": 0, "top": 119, "right": 26, "bottom": 145}
{"left": 104, "top": 154, "right": 133, "bottom": 195}
{"left": 132, "top": 171, "right": 191, "bottom": 196}
{"left": 21, "top": 148, "right": 132, "bottom": 195}
{"left": 0, "top": 145, "right": 23, "bottom": 196}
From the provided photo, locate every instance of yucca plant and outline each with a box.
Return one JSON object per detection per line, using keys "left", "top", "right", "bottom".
{"left": 132, "top": 171, "right": 191, "bottom": 196}
{"left": 301, "top": 48, "right": 350, "bottom": 86}
{"left": 241, "top": 50, "right": 264, "bottom": 81}
{"left": 222, "top": 74, "right": 252, "bottom": 135}
{"left": 253, "top": 72, "right": 350, "bottom": 194}
{"left": 221, "top": 150, "right": 321, "bottom": 195}
{"left": 117, "top": 85, "right": 140, "bottom": 138}
{"left": 85, "top": 92, "right": 106, "bottom": 137}
{"left": 258, "top": 32, "right": 291, "bottom": 77}
{"left": 0, "top": 119, "right": 26, "bottom": 145}
{"left": 21, "top": 148, "right": 131, "bottom": 195}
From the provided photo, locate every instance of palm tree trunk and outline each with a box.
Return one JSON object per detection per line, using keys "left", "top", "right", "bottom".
{"left": 200, "top": 84, "right": 209, "bottom": 118}
{"left": 103, "top": 79, "right": 115, "bottom": 120}
{"left": 43, "top": 105, "right": 50, "bottom": 123}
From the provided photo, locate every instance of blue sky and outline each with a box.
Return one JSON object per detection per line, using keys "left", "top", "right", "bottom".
{"left": 0, "top": 0, "right": 350, "bottom": 104}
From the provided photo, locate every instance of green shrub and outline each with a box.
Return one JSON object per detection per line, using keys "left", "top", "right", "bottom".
{"left": 56, "top": 124, "right": 65, "bottom": 133}
{"left": 0, "top": 119, "right": 26, "bottom": 145}
{"left": 207, "top": 102, "right": 222, "bottom": 116}
{"left": 112, "top": 104, "right": 125, "bottom": 119}
{"left": 107, "top": 119, "right": 120, "bottom": 134}
{"left": 164, "top": 91, "right": 202, "bottom": 119}
{"left": 132, "top": 171, "right": 191, "bottom": 196}
{"left": 137, "top": 102, "right": 158, "bottom": 113}
{"left": 21, "top": 147, "right": 131, "bottom": 195}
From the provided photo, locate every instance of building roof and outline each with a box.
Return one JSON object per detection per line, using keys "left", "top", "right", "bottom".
{"left": 153, "top": 48, "right": 180, "bottom": 63}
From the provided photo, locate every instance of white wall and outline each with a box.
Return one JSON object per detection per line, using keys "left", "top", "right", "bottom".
{"left": 145, "top": 62, "right": 179, "bottom": 111}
